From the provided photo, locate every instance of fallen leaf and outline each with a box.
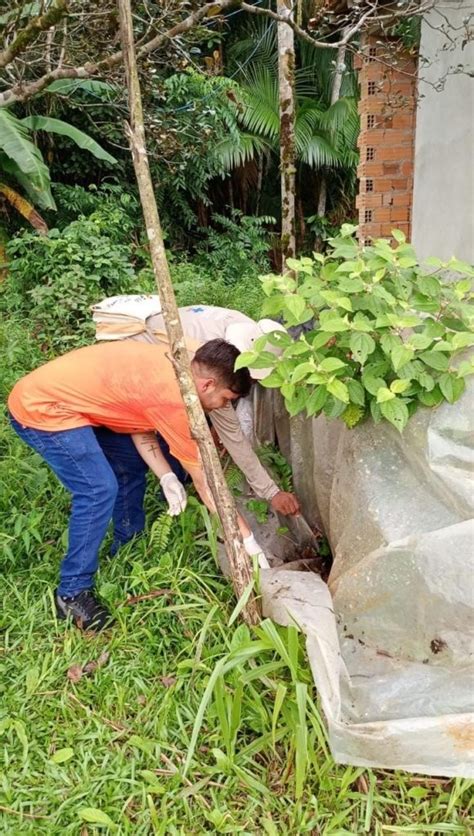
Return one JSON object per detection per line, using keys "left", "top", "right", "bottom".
{"left": 50, "top": 747, "right": 74, "bottom": 764}
{"left": 160, "top": 676, "right": 177, "bottom": 688}
{"left": 123, "top": 589, "right": 173, "bottom": 607}
{"left": 356, "top": 774, "right": 369, "bottom": 793}
{"left": 83, "top": 650, "right": 110, "bottom": 675}
{"left": 67, "top": 665, "right": 83, "bottom": 683}
{"left": 79, "top": 807, "right": 117, "bottom": 829}
{"left": 67, "top": 651, "right": 109, "bottom": 682}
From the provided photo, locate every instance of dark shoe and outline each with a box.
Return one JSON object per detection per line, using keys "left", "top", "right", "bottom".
{"left": 55, "top": 589, "right": 113, "bottom": 632}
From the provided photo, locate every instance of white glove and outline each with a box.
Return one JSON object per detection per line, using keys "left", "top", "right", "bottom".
{"left": 160, "top": 472, "right": 187, "bottom": 516}
{"left": 243, "top": 533, "right": 270, "bottom": 569}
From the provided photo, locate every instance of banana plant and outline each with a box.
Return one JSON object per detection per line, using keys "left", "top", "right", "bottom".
{"left": 0, "top": 107, "right": 117, "bottom": 212}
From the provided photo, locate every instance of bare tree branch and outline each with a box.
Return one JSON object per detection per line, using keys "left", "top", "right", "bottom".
{"left": 0, "top": 0, "right": 240, "bottom": 106}
{"left": 0, "top": 0, "right": 68, "bottom": 70}
{"left": 0, "top": 0, "right": 443, "bottom": 108}
{"left": 241, "top": 0, "right": 434, "bottom": 50}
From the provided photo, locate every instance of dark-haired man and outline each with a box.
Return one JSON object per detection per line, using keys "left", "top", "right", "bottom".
{"left": 92, "top": 299, "right": 300, "bottom": 517}
{"left": 8, "top": 338, "right": 256, "bottom": 632}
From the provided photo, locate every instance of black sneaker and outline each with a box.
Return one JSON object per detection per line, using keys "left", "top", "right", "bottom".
{"left": 55, "top": 589, "right": 113, "bottom": 632}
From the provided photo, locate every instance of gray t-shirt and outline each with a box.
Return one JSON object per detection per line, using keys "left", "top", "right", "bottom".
{"left": 129, "top": 305, "right": 279, "bottom": 501}
{"left": 143, "top": 305, "right": 255, "bottom": 345}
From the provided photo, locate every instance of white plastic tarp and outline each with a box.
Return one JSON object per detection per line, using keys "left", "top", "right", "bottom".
{"left": 256, "top": 382, "right": 474, "bottom": 777}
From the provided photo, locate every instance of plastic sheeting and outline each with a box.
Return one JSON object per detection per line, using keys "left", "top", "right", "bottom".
{"left": 253, "top": 381, "right": 474, "bottom": 777}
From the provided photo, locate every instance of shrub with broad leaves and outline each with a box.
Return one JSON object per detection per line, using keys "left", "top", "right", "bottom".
{"left": 236, "top": 225, "right": 474, "bottom": 432}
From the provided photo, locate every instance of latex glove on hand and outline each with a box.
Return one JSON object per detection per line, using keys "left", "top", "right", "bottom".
{"left": 160, "top": 472, "right": 187, "bottom": 516}
{"left": 243, "top": 533, "right": 270, "bottom": 569}
{"left": 270, "top": 491, "right": 300, "bottom": 516}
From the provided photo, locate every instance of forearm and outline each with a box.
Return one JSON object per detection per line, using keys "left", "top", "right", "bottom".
{"left": 132, "top": 432, "right": 172, "bottom": 479}
{"left": 186, "top": 462, "right": 251, "bottom": 538}
{"left": 210, "top": 408, "right": 279, "bottom": 501}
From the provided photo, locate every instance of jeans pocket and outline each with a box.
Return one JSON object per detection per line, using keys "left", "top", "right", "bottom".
{"left": 9, "top": 413, "right": 47, "bottom": 454}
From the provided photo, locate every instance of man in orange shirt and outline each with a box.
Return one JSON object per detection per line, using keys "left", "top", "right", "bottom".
{"left": 8, "top": 338, "right": 257, "bottom": 632}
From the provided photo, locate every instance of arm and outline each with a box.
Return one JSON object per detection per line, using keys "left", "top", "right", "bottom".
{"left": 132, "top": 432, "right": 187, "bottom": 516}
{"left": 185, "top": 460, "right": 252, "bottom": 539}
{"left": 132, "top": 431, "right": 174, "bottom": 479}
{"left": 210, "top": 405, "right": 300, "bottom": 516}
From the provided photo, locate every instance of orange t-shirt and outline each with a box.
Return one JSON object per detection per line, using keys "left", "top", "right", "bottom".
{"left": 8, "top": 341, "right": 200, "bottom": 467}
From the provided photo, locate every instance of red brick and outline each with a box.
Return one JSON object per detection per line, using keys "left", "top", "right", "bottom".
{"left": 358, "top": 162, "right": 386, "bottom": 177}
{"left": 400, "top": 161, "right": 413, "bottom": 175}
{"left": 382, "top": 192, "right": 411, "bottom": 207}
{"left": 359, "top": 100, "right": 385, "bottom": 115}
{"left": 391, "top": 114, "right": 415, "bottom": 129}
{"left": 358, "top": 127, "right": 413, "bottom": 146}
{"left": 379, "top": 223, "right": 397, "bottom": 236}
{"left": 391, "top": 178, "right": 409, "bottom": 190}
{"left": 372, "top": 177, "right": 394, "bottom": 192}
{"left": 374, "top": 208, "right": 393, "bottom": 221}
{"left": 358, "top": 193, "right": 384, "bottom": 208}
{"left": 358, "top": 128, "right": 386, "bottom": 144}
{"left": 376, "top": 145, "right": 413, "bottom": 161}
{"left": 390, "top": 208, "right": 410, "bottom": 222}
{"left": 382, "top": 162, "right": 401, "bottom": 175}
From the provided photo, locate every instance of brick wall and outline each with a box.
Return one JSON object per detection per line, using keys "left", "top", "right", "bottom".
{"left": 355, "top": 37, "right": 418, "bottom": 243}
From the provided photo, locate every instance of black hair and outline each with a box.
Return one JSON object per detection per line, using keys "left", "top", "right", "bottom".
{"left": 193, "top": 339, "right": 252, "bottom": 397}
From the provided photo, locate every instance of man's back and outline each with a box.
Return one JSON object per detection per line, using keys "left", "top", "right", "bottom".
{"left": 140, "top": 305, "right": 255, "bottom": 346}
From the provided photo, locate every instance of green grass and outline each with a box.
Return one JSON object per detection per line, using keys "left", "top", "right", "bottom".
{"left": 1, "top": 318, "right": 472, "bottom": 834}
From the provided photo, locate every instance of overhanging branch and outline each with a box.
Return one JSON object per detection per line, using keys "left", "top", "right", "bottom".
{"left": 0, "top": 0, "right": 240, "bottom": 106}
{"left": 0, "top": 0, "right": 69, "bottom": 70}
{"left": 0, "top": 0, "right": 435, "bottom": 107}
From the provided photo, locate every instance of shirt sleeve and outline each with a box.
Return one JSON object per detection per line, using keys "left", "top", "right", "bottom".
{"left": 210, "top": 404, "right": 279, "bottom": 501}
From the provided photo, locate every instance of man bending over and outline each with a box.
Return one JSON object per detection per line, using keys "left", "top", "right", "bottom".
{"left": 8, "top": 339, "right": 261, "bottom": 632}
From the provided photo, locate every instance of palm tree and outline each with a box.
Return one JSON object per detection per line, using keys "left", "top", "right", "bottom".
{"left": 214, "top": 19, "right": 359, "bottom": 237}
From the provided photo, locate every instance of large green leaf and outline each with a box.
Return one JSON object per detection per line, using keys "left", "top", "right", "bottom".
{"left": 0, "top": 110, "right": 55, "bottom": 210}
{"left": 214, "top": 134, "right": 271, "bottom": 172}
{"left": 0, "top": 2, "right": 39, "bottom": 25}
{"left": 299, "top": 133, "right": 343, "bottom": 169}
{"left": 21, "top": 116, "right": 117, "bottom": 164}
{"left": 45, "top": 79, "right": 118, "bottom": 100}
{"left": 320, "top": 97, "right": 360, "bottom": 150}
{"left": 0, "top": 153, "right": 55, "bottom": 211}
{"left": 380, "top": 398, "right": 409, "bottom": 432}
{"left": 238, "top": 67, "right": 280, "bottom": 140}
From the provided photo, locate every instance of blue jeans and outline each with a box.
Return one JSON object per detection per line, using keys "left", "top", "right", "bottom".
{"left": 9, "top": 415, "right": 148, "bottom": 597}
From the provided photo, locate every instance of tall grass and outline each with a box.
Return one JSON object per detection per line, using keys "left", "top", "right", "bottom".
{"left": 1, "top": 318, "right": 472, "bottom": 833}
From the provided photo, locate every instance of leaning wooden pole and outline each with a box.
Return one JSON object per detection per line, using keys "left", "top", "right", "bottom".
{"left": 277, "top": 0, "right": 296, "bottom": 266}
{"left": 117, "top": 0, "right": 260, "bottom": 625}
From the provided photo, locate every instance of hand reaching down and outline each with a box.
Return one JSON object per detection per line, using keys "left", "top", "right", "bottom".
{"left": 243, "top": 533, "right": 270, "bottom": 569}
{"left": 270, "top": 491, "right": 300, "bottom": 516}
{"left": 160, "top": 472, "right": 187, "bottom": 516}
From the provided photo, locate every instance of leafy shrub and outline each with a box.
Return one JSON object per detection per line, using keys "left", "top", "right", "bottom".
{"left": 195, "top": 211, "right": 273, "bottom": 284}
{"left": 3, "top": 211, "right": 137, "bottom": 351}
{"left": 237, "top": 226, "right": 474, "bottom": 432}
{"left": 51, "top": 183, "right": 141, "bottom": 234}
{"left": 147, "top": 72, "right": 241, "bottom": 229}
{"left": 165, "top": 258, "right": 265, "bottom": 320}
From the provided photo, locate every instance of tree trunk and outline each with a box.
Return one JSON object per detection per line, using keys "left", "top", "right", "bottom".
{"left": 0, "top": 184, "right": 48, "bottom": 234}
{"left": 117, "top": 0, "right": 260, "bottom": 626}
{"left": 255, "top": 152, "right": 263, "bottom": 216}
{"left": 317, "top": 33, "right": 349, "bottom": 220}
{"left": 277, "top": 0, "right": 296, "bottom": 267}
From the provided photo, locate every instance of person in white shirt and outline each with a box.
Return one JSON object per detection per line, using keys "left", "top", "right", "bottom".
{"left": 128, "top": 304, "right": 300, "bottom": 517}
